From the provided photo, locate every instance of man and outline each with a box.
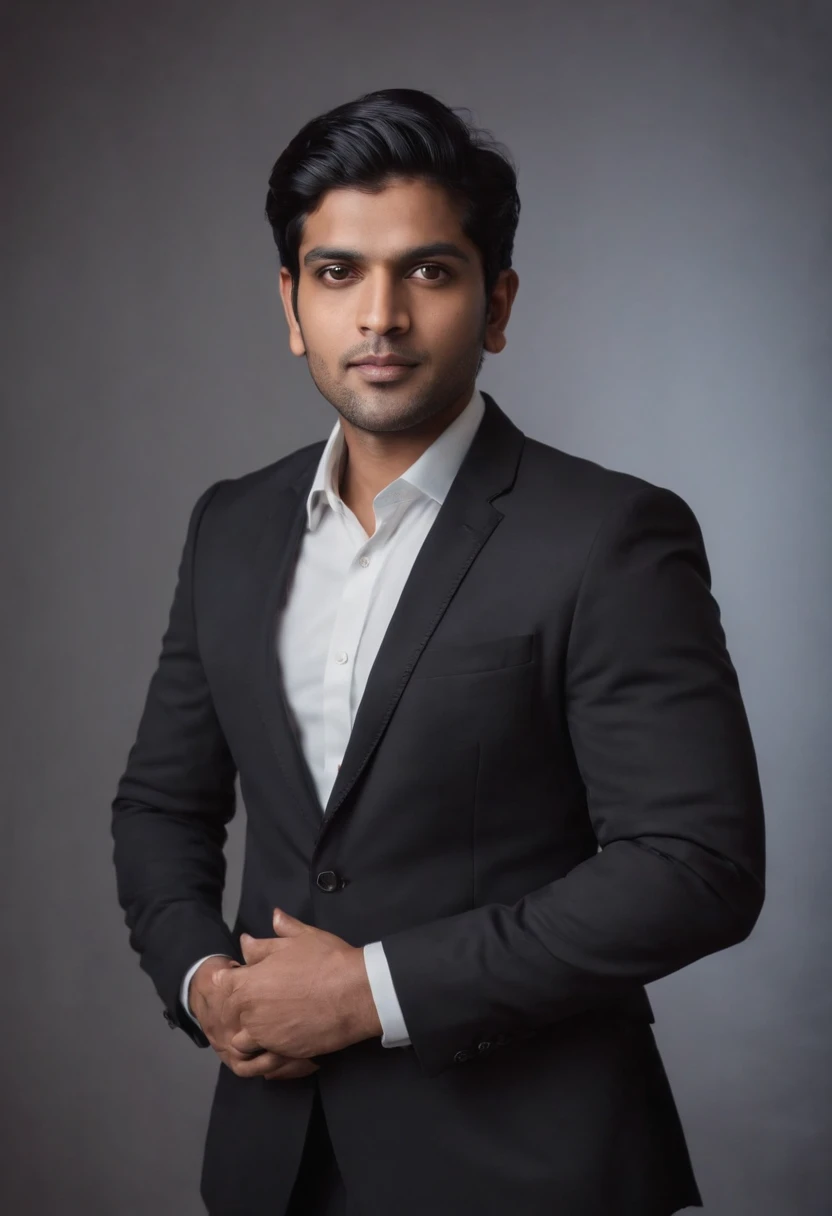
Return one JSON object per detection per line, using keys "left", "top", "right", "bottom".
{"left": 111, "top": 87, "right": 765, "bottom": 1216}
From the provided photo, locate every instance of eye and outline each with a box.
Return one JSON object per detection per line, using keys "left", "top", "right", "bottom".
{"left": 410, "top": 264, "right": 451, "bottom": 282}
{"left": 316, "top": 263, "right": 452, "bottom": 284}
{"left": 318, "top": 265, "right": 353, "bottom": 282}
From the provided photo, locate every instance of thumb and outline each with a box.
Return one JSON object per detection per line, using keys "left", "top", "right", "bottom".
{"left": 272, "top": 906, "right": 309, "bottom": 936}
{"left": 240, "top": 933, "right": 273, "bottom": 963}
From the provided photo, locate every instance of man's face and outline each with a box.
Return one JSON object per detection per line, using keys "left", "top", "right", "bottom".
{"left": 278, "top": 176, "right": 516, "bottom": 434}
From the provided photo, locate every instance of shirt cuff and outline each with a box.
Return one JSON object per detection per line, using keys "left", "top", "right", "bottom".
{"left": 362, "top": 940, "right": 411, "bottom": 1047}
{"left": 180, "top": 953, "right": 233, "bottom": 1029}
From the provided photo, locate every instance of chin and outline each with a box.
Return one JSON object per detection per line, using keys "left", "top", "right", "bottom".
{"left": 334, "top": 391, "right": 431, "bottom": 433}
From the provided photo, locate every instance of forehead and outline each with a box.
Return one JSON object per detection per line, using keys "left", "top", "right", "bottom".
{"left": 299, "top": 177, "right": 470, "bottom": 253}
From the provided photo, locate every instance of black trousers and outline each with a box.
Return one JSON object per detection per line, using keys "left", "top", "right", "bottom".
{"left": 285, "top": 1082, "right": 351, "bottom": 1216}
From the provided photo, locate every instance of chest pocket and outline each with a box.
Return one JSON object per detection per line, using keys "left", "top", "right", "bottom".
{"left": 412, "top": 632, "right": 535, "bottom": 680}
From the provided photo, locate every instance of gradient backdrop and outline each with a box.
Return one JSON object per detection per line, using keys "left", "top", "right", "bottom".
{"left": 2, "top": 1, "right": 830, "bottom": 1212}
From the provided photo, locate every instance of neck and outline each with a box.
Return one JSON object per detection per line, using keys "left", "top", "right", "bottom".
{"left": 337, "top": 389, "right": 472, "bottom": 515}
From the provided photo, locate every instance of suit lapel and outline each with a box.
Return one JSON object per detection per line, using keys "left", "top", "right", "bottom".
{"left": 252, "top": 449, "right": 329, "bottom": 833}
{"left": 317, "top": 391, "right": 525, "bottom": 845}
{"left": 251, "top": 391, "right": 526, "bottom": 844}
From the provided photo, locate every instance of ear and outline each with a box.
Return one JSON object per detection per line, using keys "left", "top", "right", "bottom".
{"left": 483, "top": 268, "right": 520, "bottom": 354}
{"left": 278, "top": 266, "right": 306, "bottom": 357}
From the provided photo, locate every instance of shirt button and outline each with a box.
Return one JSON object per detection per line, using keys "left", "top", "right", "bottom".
{"left": 359, "top": 555, "right": 370, "bottom": 567}
{"left": 335, "top": 652, "right": 348, "bottom": 664}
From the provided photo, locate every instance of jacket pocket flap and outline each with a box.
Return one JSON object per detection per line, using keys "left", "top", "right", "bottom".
{"left": 413, "top": 633, "right": 534, "bottom": 679}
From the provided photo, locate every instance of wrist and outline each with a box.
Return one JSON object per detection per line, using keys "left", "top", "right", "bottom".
{"left": 189, "top": 955, "right": 236, "bottom": 1013}
{"left": 338, "top": 947, "right": 383, "bottom": 1043}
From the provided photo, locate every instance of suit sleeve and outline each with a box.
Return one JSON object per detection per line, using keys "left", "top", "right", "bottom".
{"left": 380, "top": 484, "right": 766, "bottom": 1078}
{"left": 111, "top": 480, "right": 243, "bottom": 1048}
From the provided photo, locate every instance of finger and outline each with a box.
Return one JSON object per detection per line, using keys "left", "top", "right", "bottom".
{"left": 263, "top": 1058, "right": 321, "bottom": 1081}
{"left": 212, "top": 967, "right": 239, "bottom": 994}
{"left": 239, "top": 934, "right": 274, "bottom": 964}
{"left": 223, "top": 1049, "right": 287, "bottom": 1079}
{"left": 272, "top": 907, "right": 308, "bottom": 937}
{"left": 226, "top": 1044, "right": 266, "bottom": 1063}
{"left": 230, "top": 1026, "right": 261, "bottom": 1055}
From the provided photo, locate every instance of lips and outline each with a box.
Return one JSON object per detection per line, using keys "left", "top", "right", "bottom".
{"left": 350, "top": 361, "right": 417, "bottom": 381}
{"left": 349, "top": 356, "right": 418, "bottom": 367}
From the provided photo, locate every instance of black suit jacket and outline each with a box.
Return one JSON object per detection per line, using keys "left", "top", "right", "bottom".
{"left": 112, "top": 391, "right": 765, "bottom": 1216}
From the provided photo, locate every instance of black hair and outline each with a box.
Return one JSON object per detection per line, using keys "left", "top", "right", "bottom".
{"left": 265, "top": 87, "right": 520, "bottom": 322}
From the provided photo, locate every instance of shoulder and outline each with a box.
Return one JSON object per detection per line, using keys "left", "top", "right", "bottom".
{"left": 218, "top": 439, "right": 325, "bottom": 503}
{"left": 517, "top": 433, "right": 702, "bottom": 545}
{"left": 515, "top": 435, "right": 713, "bottom": 612}
{"left": 189, "top": 439, "right": 326, "bottom": 533}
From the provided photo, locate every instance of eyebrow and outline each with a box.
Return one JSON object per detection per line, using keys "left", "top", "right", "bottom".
{"left": 302, "top": 242, "right": 472, "bottom": 268}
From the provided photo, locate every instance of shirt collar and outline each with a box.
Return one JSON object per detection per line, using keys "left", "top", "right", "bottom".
{"left": 305, "top": 386, "right": 485, "bottom": 532}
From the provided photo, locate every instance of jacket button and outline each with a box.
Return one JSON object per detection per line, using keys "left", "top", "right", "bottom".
{"left": 477, "top": 1041, "right": 491, "bottom": 1052}
{"left": 453, "top": 1050, "right": 470, "bottom": 1064}
{"left": 162, "top": 1010, "right": 177, "bottom": 1029}
{"left": 316, "top": 870, "right": 341, "bottom": 892}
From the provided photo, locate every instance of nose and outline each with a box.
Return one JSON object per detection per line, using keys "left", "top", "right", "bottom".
{"left": 356, "top": 271, "right": 410, "bottom": 337}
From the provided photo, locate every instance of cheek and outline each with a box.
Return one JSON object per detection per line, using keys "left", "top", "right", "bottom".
{"left": 422, "top": 292, "right": 479, "bottom": 336}
{"left": 422, "top": 305, "right": 487, "bottom": 367}
{"left": 296, "top": 299, "right": 340, "bottom": 347}
{"left": 305, "top": 346, "right": 341, "bottom": 382}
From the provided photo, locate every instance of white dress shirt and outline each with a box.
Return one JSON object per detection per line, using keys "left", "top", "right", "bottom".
{"left": 181, "top": 385, "right": 486, "bottom": 1048}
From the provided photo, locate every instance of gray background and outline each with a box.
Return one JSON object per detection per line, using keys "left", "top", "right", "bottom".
{"left": 2, "top": 1, "right": 830, "bottom": 1212}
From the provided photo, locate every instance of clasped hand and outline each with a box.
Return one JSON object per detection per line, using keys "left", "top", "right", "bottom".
{"left": 190, "top": 907, "right": 382, "bottom": 1082}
